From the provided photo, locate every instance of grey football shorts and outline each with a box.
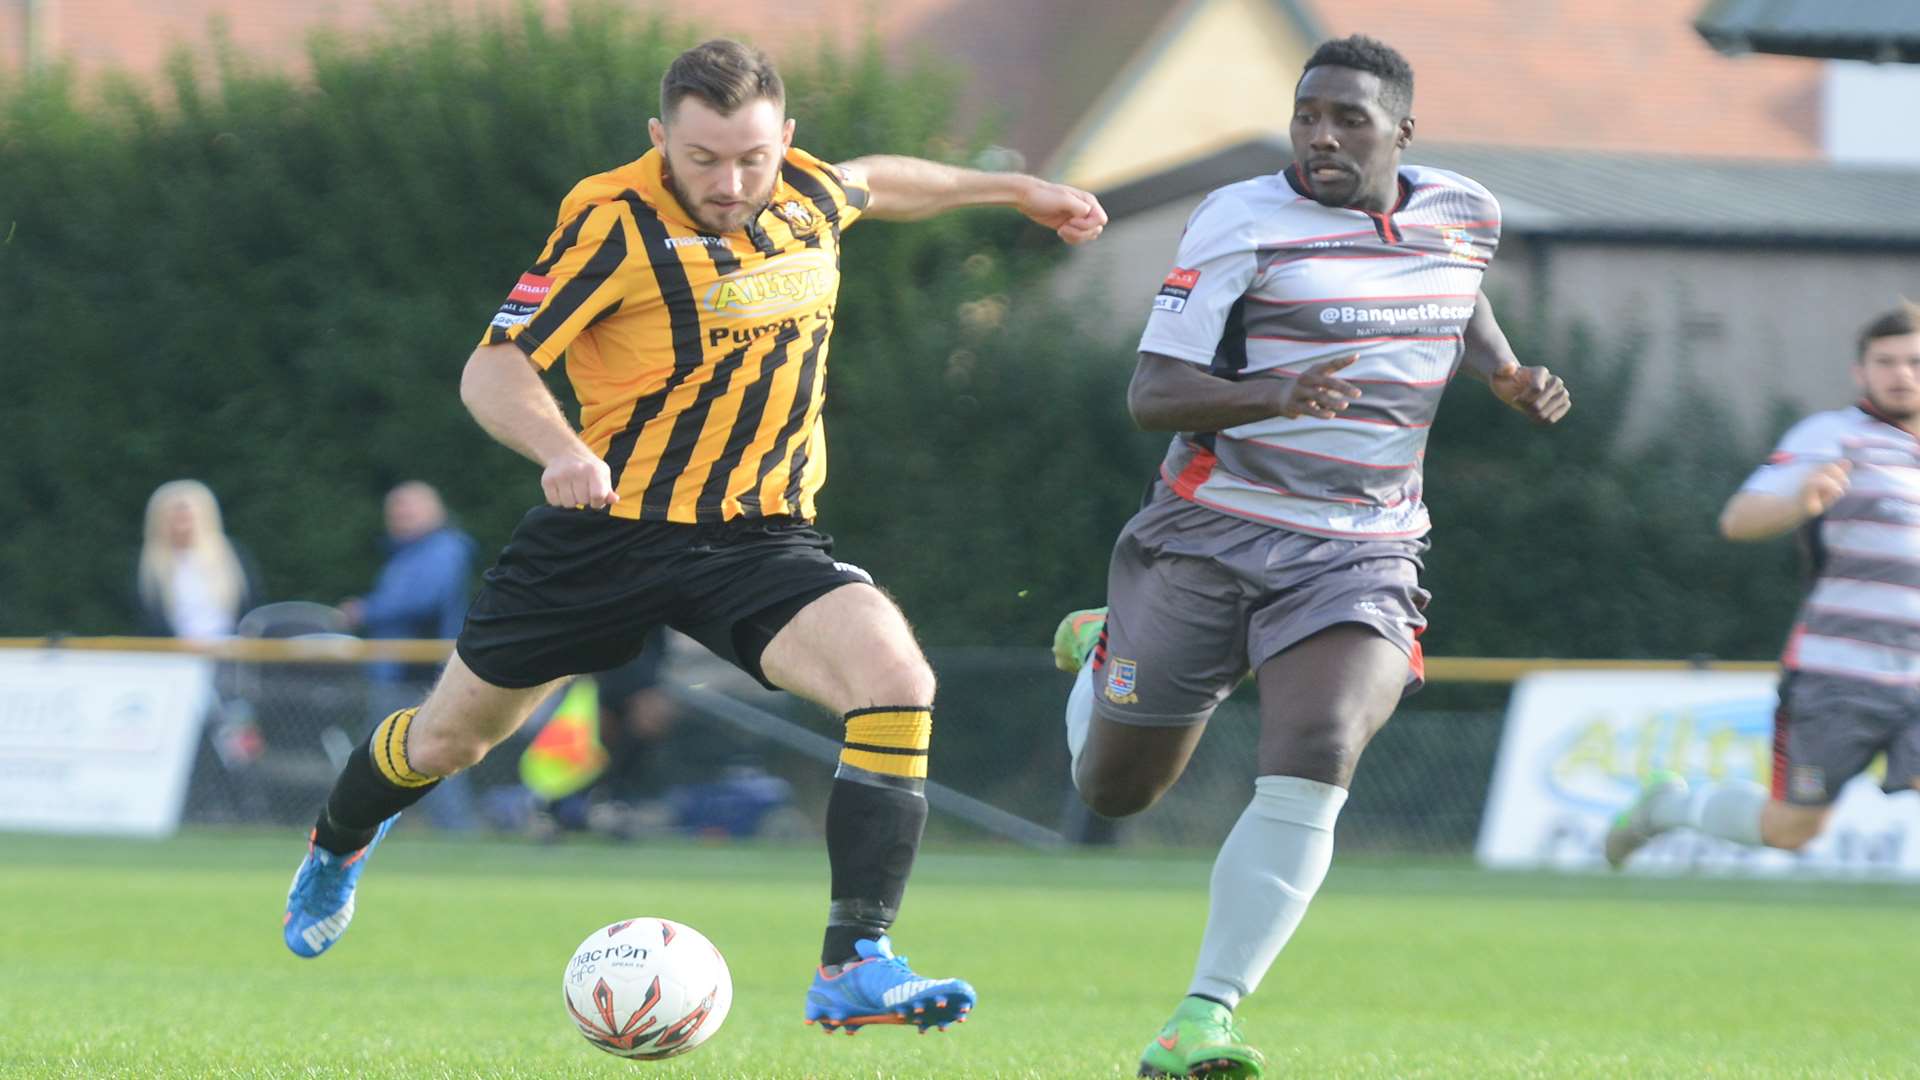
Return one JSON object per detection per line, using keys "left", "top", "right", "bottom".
{"left": 1091, "top": 483, "right": 1430, "bottom": 727}
{"left": 1774, "top": 672, "right": 1920, "bottom": 805}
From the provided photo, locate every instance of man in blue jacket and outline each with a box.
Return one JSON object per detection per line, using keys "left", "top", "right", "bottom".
{"left": 343, "top": 481, "right": 479, "bottom": 828}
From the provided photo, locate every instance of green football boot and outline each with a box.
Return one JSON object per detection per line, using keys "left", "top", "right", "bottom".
{"left": 1137, "top": 996, "right": 1266, "bottom": 1078}
{"left": 1603, "top": 769, "right": 1689, "bottom": 870}
{"left": 1051, "top": 606, "right": 1107, "bottom": 673}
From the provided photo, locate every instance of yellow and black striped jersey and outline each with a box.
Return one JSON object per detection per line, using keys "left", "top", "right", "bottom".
{"left": 481, "top": 146, "right": 868, "bottom": 523}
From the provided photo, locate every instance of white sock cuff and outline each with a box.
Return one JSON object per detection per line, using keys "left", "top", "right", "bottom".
{"left": 1691, "top": 780, "right": 1768, "bottom": 846}
{"left": 1251, "top": 775, "right": 1348, "bottom": 831}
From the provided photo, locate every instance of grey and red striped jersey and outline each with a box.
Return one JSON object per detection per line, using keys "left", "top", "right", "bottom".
{"left": 1741, "top": 405, "right": 1920, "bottom": 685}
{"left": 1138, "top": 162, "right": 1499, "bottom": 538}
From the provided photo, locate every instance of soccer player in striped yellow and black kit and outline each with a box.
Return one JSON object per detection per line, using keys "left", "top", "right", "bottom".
{"left": 280, "top": 38, "right": 1108, "bottom": 1040}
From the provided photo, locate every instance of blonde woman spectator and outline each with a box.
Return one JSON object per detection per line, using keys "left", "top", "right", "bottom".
{"left": 136, "top": 480, "right": 261, "bottom": 640}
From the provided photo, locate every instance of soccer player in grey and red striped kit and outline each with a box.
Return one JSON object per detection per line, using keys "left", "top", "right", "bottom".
{"left": 1050, "top": 34, "right": 1570, "bottom": 1078}
{"left": 1609, "top": 303, "right": 1920, "bottom": 866}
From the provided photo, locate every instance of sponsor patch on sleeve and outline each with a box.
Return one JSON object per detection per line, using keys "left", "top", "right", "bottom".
{"left": 1153, "top": 267, "right": 1200, "bottom": 313}
{"left": 490, "top": 272, "right": 554, "bottom": 330}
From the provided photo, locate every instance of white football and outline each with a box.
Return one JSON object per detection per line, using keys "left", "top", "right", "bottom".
{"left": 562, "top": 917, "right": 733, "bottom": 1060}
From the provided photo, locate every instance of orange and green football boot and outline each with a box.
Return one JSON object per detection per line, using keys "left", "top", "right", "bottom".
{"left": 1138, "top": 996, "right": 1266, "bottom": 1078}
{"left": 1052, "top": 606, "right": 1107, "bottom": 673}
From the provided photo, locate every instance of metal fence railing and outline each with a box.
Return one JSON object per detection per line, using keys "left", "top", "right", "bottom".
{"left": 0, "top": 636, "right": 1779, "bottom": 852}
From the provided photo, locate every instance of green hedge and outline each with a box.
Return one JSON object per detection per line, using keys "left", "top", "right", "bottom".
{"left": 0, "top": 3, "right": 1803, "bottom": 660}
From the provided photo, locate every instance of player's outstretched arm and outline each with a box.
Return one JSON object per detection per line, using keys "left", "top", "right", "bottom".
{"left": 1127, "top": 352, "right": 1361, "bottom": 432}
{"left": 1461, "top": 290, "right": 1571, "bottom": 424}
{"left": 1458, "top": 289, "right": 1519, "bottom": 382}
{"left": 459, "top": 343, "right": 619, "bottom": 510}
{"left": 838, "top": 156, "right": 1107, "bottom": 244}
{"left": 1719, "top": 461, "right": 1850, "bottom": 541}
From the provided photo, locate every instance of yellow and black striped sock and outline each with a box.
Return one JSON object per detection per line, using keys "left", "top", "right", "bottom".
{"left": 835, "top": 706, "right": 931, "bottom": 791}
{"left": 368, "top": 708, "right": 438, "bottom": 789}
{"left": 823, "top": 706, "right": 932, "bottom": 964}
{"left": 312, "top": 708, "right": 443, "bottom": 854}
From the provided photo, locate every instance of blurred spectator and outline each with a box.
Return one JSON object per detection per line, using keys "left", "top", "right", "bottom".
{"left": 342, "top": 481, "right": 480, "bottom": 831}
{"left": 339, "top": 481, "right": 476, "bottom": 676}
{"left": 136, "top": 479, "right": 262, "bottom": 640}
{"left": 137, "top": 479, "right": 269, "bottom": 821}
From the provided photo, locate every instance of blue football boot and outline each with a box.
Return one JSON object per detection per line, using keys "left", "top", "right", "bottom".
{"left": 282, "top": 816, "right": 395, "bottom": 958}
{"left": 803, "top": 936, "right": 976, "bottom": 1034}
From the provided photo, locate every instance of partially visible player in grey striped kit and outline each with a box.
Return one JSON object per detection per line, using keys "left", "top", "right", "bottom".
{"left": 1609, "top": 303, "right": 1920, "bottom": 867}
{"left": 1049, "top": 34, "right": 1570, "bottom": 1079}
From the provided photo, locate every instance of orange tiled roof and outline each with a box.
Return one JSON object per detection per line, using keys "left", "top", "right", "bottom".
{"left": 8, "top": 0, "right": 1172, "bottom": 167}
{"left": 1306, "top": 0, "right": 1822, "bottom": 159}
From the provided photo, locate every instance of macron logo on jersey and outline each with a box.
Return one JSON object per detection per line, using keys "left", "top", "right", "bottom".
{"left": 508, "top": 273, "right": 553, "bottom": 304}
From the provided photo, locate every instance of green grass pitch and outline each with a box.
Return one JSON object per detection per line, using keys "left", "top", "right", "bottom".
{"left": 0, "top": 828, "right": 1914, "bottom": 1078}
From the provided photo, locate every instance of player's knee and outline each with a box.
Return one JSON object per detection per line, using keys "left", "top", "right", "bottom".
{"left": 856, "top": 651, "right": 937, "bottom": 709}
{"left": 1077, "top": 784, "right": 1159, "bottom": 819}
{"left": 1074, "top": 767, "right": 1164, "bottom": 819}
{"left": 1264, "top": 726, "right": 1364, "bottom": 787}
{"left": 1763, "top": 809, "right": 1827, "bottom": 851}
{"left": 1767, "top": 826, "right": 1818, "bottom": 852}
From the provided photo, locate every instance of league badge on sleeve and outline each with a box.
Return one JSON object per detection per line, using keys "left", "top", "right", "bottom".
{"left": 491, "top": 272, "right": 554, "bottom": 329}
{"left": 1153, "top": 267, "right": 1200, "bottom": 314}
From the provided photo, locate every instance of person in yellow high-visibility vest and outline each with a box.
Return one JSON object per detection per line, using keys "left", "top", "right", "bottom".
{"left": 519, "top": 676, "right": 607, "bottom": 803}
{"left": 520, "top": 629, "right": 678, "bottom": 836}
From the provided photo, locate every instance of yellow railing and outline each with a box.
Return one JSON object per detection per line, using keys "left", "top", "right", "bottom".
{"left": 0, "top": 637, "right": 1781, "bottom": 682}
{"left": 0, "top": 636, "right": 454, "bottom": 664}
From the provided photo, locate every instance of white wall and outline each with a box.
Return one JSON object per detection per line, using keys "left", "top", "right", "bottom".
{"left": 1496, "top": 241, "right": 1919, "bottom": 442}
{"left": 1824, "top": 60, "right": 1920, "bottom": 165}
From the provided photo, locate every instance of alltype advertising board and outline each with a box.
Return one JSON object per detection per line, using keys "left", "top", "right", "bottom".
{"left": 1477, "top": 671, "right": 1919, "bottom": 878}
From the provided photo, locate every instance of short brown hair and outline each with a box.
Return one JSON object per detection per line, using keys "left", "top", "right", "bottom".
{"left": 660, "top": 39, "right": 784, "bottom": 121}
{"left": 1857, "top": 303, "right": 1919, "bottom": 359}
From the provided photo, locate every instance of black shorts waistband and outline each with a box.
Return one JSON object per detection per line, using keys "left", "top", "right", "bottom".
{"left": 555, "top": 506, "right": 812, "bottom": 541}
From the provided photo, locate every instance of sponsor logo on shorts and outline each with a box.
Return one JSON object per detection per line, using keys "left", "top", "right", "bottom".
{"left": 1789, "top": 765, "right": 1826, "bottom": 802}
{"left": 832, "top": 560, "right": 874, "bottom": 584}
{"left": 1153, "top": 267, "right": 1200, "bottom": 314}
{"left": 1106, "top": 658, "right": 1139, "bottom": 704}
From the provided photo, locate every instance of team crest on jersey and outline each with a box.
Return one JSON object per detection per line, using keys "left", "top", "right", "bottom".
{"left": 1438, "top": 227, "right": 1480, "bottom": 262}
{"left": 1154, "top": 267, "right": 1200, "bottom": 314}
{"left": 771, "top": 199, "right": 820, "bottom": 237}
{"left": 1789, "top": 766, "right": 1826, "bottom": 803}
{"left": 1105, "top": 658, "right": 1139, "bottom": 704}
